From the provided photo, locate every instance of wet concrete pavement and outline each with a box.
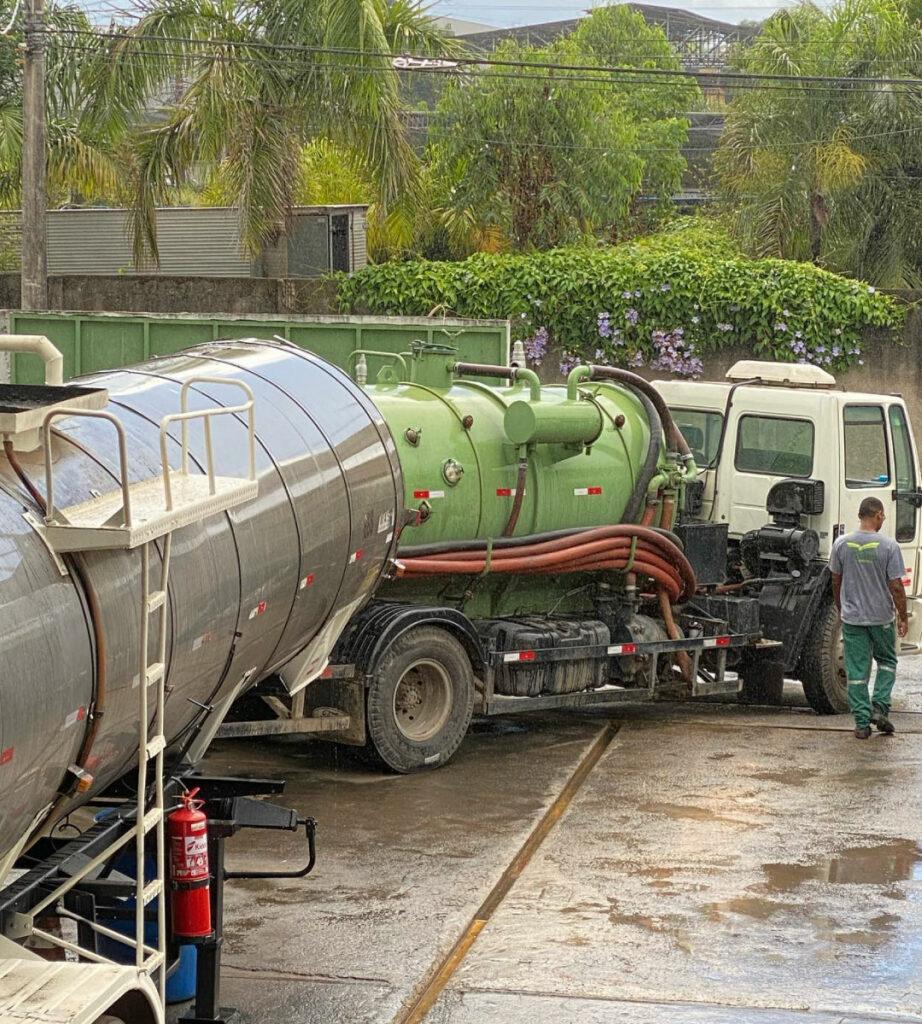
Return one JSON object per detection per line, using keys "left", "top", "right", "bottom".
{"left": 181, "top": 668, "right": 922, "bottom": 1024}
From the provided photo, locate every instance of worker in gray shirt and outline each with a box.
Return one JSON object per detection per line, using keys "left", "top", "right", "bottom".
{"left": 829, "top": 496, "right": 908, "bottom": 739}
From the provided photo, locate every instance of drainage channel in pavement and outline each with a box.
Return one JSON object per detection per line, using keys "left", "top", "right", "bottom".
{"left": 395, "top": 721, "right": 620, "bottom": 1024}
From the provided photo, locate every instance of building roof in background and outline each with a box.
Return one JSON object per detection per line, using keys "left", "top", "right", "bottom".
{"left": 432, "top": 15, "right": 502, "bottom": 36}
{"left": 459, "top": 3, "right": 758, "bottom": 64}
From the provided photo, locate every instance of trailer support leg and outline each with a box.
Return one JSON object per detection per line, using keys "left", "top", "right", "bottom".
{"left": 179, "top": 829, "right": 233, "bottom": 1024}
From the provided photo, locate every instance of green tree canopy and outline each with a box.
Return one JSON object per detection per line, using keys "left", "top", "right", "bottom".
{"left": 0, "top": 2, "right": 125, "bottom": 208}
{"left": 72, "top": 0, "right": 461, "bottom": 263}
{"left": 714, "top": 0, "right": 922, "bottom": 286}
{"left": 426, "top": 6, "right": 699, "bottom": 254}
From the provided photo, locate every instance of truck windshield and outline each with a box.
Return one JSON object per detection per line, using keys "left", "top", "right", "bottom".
{"left": 670, "top": 408, "right": 723, "bottom": 465}
{"left": 735, "top": 415, "right": 814, "bottom": 477}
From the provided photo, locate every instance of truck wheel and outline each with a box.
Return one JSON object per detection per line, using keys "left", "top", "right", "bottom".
{"left": 366, "top": 626, "right": 474, "bottom": 773}
{"left": 798, "top": 600, "right": 848, "bottom": 714}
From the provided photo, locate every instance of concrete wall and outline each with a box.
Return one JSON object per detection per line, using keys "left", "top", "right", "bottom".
{"left": 0, "top": 273, "right": 339, "bottom": 316}
{"left": 635, "top": 303, "right": 922, "bottom": 446}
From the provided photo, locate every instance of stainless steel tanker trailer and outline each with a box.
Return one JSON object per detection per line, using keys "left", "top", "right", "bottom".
{"left": 0, "top": 335, "right": 405, "bottom": 1022}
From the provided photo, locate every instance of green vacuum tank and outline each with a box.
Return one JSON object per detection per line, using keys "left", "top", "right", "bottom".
{"left": 359, "top": 344, "right": 678, "bottom": 544}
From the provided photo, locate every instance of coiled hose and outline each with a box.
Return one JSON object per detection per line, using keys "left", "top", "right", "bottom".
{"left": 395, "top": 524, "right": 696, "bottom": 604}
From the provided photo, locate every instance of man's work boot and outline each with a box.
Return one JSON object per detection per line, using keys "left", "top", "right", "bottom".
{"left": 871, "top": 705, "right": 896, "bottom": 735}
{"left": 855, "top": 725, "right": 872, "bottom": 739}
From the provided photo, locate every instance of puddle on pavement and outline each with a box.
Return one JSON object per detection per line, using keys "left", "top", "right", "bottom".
{"left": 763, "top": 839, "right": 922, "bottom": 888}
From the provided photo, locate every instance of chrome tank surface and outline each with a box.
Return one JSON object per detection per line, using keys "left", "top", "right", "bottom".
{"left": 0, "top": 339, "right": 402, "bottom": 865}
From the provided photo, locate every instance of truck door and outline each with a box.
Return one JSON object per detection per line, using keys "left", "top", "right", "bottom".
{"left": 887, "top": 403, "right": 921, "bottom": 596}
{"left": 840, "top": 402, "right": 922, "bottom": 651}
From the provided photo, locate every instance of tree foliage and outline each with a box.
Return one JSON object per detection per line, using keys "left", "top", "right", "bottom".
{"left": 73, "top": 0, "right": 461, "bottom": 263}
{"left": 426, "top": 6, "right": 699, "bottom": 254}
{"left": 0, "top": 2, "right": 126, "bottom": 208}
{"left": 714, "top": 0, "right": 922, "bottom": 286}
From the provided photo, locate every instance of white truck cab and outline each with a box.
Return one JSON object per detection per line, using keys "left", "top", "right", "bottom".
{"left": 655, "top": 360, "right": 922, "bottom": 665}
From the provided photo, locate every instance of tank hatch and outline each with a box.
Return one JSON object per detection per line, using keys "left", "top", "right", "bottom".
{"left": 0, "top": 383, "right": 109, "bottom": 450}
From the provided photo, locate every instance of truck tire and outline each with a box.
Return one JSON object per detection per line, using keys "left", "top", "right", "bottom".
{"left": 366, "top": 626, "right": 474, "bottom": 773}
{"left": 798, "top": 600, "right": 849, "bottom": 714}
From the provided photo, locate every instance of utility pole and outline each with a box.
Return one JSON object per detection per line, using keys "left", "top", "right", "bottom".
{"left": 21, "top": 0, "right": 47, "bottom": 311}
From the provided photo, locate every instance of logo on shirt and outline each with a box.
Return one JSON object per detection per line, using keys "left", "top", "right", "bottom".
{"left": 847, "top": 540, "right": 881, "bottom": 562}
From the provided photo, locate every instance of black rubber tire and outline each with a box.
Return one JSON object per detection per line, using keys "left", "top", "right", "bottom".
{"left": 798, "top": 599, "right": 849, "bottom": 714}
{"left": 366, "top": 626, "right": 474, "bottom": 773}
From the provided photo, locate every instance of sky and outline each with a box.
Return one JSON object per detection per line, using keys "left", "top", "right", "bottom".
{"left": 429, "top": 0, "right": 831, "bottom": 29}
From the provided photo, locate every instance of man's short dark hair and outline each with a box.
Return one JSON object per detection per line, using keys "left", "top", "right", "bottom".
{"left": 859, "top": 496, "right": 884, "bottom": 519}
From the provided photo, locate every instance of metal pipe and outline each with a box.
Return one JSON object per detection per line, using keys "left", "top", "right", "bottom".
{"left": 0, "top": 333, "right": 63, "bottom": 385}
{"left": 586, "top": 365, "right": 699, "bottom": 482}
{"left": 453, "top": 362, "right": 542, "bottom": 401}
{"left": 502, "top": 452, "right": 529, "bottom": 537}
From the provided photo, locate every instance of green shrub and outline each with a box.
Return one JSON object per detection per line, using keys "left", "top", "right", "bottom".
{"left": 337, "top": 228, "right": 904, "bottom": 375}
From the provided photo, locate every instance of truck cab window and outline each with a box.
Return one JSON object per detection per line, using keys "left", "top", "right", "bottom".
{"left": 844, "top": 405, "right": 889, "bottom": 488}
{"left": 890, "top": 404, "right": 918, "bottom": 542}
{"left": 735, "top": 415, "right": 814, "bottom": 477}
{"left": 671, "top": 408, "right": 723, "bottom": 465}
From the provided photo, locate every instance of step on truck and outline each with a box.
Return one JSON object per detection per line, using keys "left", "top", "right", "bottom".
{"left": 225, "top": 350, "right": 922, "bottom": 772}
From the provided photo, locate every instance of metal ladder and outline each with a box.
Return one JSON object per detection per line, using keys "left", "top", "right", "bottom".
{"left": 20, "top": 377, "right": 258, "bottom": 1008}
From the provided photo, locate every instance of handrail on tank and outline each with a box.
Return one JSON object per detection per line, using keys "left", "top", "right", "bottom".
{"left": 158, "top": 377, "right": 256, "bottom": 510}
{"left": 42, "top": 408, "right": 133, "bottom": 526}
{"left": 0, "top": 333, "right": 64, "bottom": 386}
{"left": 346, "top": 349, "right": 409, "bottom": 378}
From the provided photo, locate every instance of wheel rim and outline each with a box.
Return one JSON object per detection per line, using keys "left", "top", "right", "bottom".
{"left": 392, "top": 659, "right": 453, "bottom": 742}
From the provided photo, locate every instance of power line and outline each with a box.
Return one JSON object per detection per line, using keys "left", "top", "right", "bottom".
{"left": 47, "top": 38, "right": 922, "bottom": 103}
{"left": 45, "top": 40, "right": 922, "bottom": 159}
{"left": 51, "top": 25, "right": 922, "bottom": 89}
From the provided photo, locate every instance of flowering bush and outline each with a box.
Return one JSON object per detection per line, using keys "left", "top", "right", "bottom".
{"left": 337, "top": 229, "right": 905, "bottom": 376}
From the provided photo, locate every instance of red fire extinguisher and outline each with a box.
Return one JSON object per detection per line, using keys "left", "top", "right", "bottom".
{"left": 168, "top": 787, "right": 212, "bottom": 940}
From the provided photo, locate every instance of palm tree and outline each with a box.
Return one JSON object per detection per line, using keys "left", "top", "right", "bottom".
{"left": 714, "top": 0, "right": 922, "bottom": 286}
{"left": 0, "top": 4, "right": 125, "bottom": 212}
{"left": 82, "top": 0, "right": 460, "bottom": 264}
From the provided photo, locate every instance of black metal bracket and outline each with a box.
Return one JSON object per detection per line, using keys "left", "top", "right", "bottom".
{"left": 224, "top": 817, "right": 316, "bottom": 881}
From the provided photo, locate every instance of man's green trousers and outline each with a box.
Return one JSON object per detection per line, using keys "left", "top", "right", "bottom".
{"left": 841, "top": 620, "right": 898, "bottom": 727}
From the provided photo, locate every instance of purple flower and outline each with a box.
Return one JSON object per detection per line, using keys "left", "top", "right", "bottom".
{"left": 794, "top": 330, "right": 803, "bottom": 339}
{"left": 775, "top": 322, "right": 787, "bottom": 332}
{"left": 690, "top": 315, "right": 699, "bottom": 324}
{"left": 630, "top": 351, "right": 645, "bottom": 368}
{"left": 834, "top": 328, "right": 842, "bottom": 336}
{"left": 559, "top": 352, "right": 580, "bottom": 375}
{"left": 831, "top": 345, "right": 840, "bottom": 357}
{"left": 621, "top": 291, "right": 632, "bottom": 299}
{"left": 660, "top": 283, "right": 671, "bottom": 292}
{"left": 524, "top": 326, "right": 549, "bottom": 364}
{"left": 625, "top": 308, "right": 639, "bottom": 325}
{"left": 634, "top": 290, "right": 642, "bottom": 298}
{"left": 868, "top": 286, "right": 876, "bottom": 294}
